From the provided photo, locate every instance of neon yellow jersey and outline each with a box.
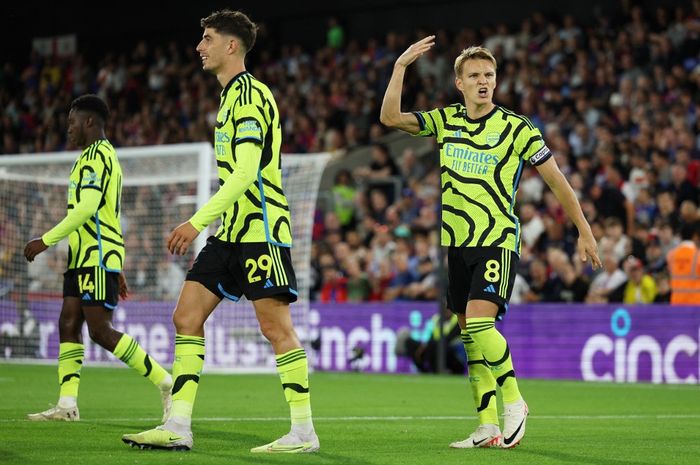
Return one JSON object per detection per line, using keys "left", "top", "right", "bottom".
{"left": 413, "top": 104, "right": 551, "bottom": 254}
{"left": 210, "top": 71, "right": 291, "bottom": 245}
{"left": 64, "top": 139, "right": 124, "bottom": 270}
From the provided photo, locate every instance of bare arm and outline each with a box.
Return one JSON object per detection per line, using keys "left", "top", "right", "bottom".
{"left": 536, "top": 157, "right": 602, "bottom": 269}
{"left": 379, "top": 35, "right": 435, "bottom": 134}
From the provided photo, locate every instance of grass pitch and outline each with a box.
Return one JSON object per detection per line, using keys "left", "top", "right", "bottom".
{"left": 1, "top": 363, "right": 698, "bottom": 465}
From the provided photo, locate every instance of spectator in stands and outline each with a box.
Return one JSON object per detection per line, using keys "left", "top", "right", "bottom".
{"left": 331, "top": 169, "right": 358, "bottom": 234}
{"left": 344, "top": 256, "right": 371, "bottom": 302}
{"left": 547, "top": 248, "right": 590, "bottom": 303}
{"left": 586, "top": 244, "right": 628, "bottom": 303}
{"left": 319, "top": 263, "right": 347, "bottom": 303}
{"left": 519, "top": 202, "right": 546, "bottom": 250}
{"left": 525, "top": 259, "right": 559, "bottom": 302}
{"left": 599, "top": 217, "right": 631, "bottom": 263}
{"left": 622, "top": 256, "right": 657, "bottom": 304}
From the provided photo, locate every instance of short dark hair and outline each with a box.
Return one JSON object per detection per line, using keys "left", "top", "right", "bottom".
{"left": 201, "top": 10, "right": 257, "bottom": 53}
{"left": 680, "top": 220, "right": 700, "bottom": 241}
{"left": 71, "top": 94, "right": 109, "bottom": 123}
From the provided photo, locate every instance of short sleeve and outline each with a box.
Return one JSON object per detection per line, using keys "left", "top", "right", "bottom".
{"left": 78, "top": 156, "right": 106, "bottom": 191}
{"left": 411, "top": 108, "right": 442, "bottom": 137}
{"left": 234, "top": 100, "right": 267, "bottom": 145}
{"left": 516, "top": 122, "right": 552, "bottom": 166}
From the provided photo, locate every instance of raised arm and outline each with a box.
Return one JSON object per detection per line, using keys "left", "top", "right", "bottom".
{"left": 379, "top": 35, "right": 435, "bottom": 134}
{"left": 536, "top": 157, "right": 602, "bottom": 269}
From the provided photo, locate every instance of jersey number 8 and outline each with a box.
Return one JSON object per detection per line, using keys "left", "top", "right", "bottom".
{"left": 483, "top": 259, "right": 500, "bottom": 283}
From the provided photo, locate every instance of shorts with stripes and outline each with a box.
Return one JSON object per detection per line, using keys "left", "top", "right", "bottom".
{"left": 186, "top": 236, "right": 298, "bottom": 303}
{"left": 63, "top": 267, "right": 119, "bottom": 310}
{"left": 446, "top": 246, "right": 518, "bottom": 319}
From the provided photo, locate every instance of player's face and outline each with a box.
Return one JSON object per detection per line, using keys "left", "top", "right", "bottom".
{"left": 66, "top": 109, "right": 86, "bottom": 147}
{"left": 196, "top": 27, "right": 233, "bottom": 73}
{"left": 455, "top": 59, "right": 496, "bottom": 107}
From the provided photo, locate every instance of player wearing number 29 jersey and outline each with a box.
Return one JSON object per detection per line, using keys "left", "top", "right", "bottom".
{"left": 382, "top": 41, "right": 600, "bottom": 451}
{"left": 189, "top": 70, "right": 291, "bottom": 246}
{"left": 121, "top": 10, "right": 318, "bottom": 454}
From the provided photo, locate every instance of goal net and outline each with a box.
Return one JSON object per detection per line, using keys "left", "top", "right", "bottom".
{"left": 0, "top": 143, "right": 329, "bottom": 372}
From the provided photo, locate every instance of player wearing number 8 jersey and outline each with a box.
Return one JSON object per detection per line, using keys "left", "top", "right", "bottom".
{"left": 122, "top": 10, "right": 318, "bottom": 453}
{"left": 24, "top": 94, "right": 172, "bottom": 424}
{"left": 381, "top": 39, "right": 602, "bottom": 449}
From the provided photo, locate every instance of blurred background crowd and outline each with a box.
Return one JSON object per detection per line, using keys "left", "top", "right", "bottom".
{"left": 1, "top": 0, "right": 700, "bottom": 304}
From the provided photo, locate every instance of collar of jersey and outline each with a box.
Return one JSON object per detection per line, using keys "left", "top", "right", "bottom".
{"left": 461, "top": 104, "right": 499, "bottom": 124}
{"left": 82, "top": 138, "right": 108, "bottom": 151}
{"left": 221, "top": 70, "right": 250, "bottom": 99}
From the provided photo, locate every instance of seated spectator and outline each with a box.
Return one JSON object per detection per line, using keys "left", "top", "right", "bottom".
{"left": 599, "top": 217, "right": 631, "bottom": 263}
{"left": 383, "top": 252, "right": 417, "bottom": 301}
{"left": 519, "top": 202, "right": 546, "bottom": 250}
{"left": 319, "top": 264, "right": 347, "bottom": 303}
{"left": 525, "top": 259, "right": 559, "bottom": 302}
{"left": 622, "top": 256, "right": 657, "bottom": 304}
{"left": 586, "top": 245, "right": 628, "bottom": 303}
{"left": 401, "top": 257, "right": 438, "bottom": 301}
{"left": 331, "top": 169, "right": 358, "bottom": 233}
{"left": 547, "top": 248, "right": 590, "bottom": 302}
{"left": 344, "top": 257, "right": 371, "bottom": 302}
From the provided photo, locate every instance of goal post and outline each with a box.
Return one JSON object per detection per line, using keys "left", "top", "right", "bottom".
{"left": 0, "top": 143, "right": 330, "bottom": 372}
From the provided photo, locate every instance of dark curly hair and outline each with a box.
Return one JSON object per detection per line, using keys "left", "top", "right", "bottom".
{"left": 70, "top": 94, "right": 109, "bottom": 124}
{"left": 200, "top": 10, "right": 257, "bottom": 53}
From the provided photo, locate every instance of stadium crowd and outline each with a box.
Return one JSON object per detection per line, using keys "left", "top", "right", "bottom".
{"left": 1, "top": 1, "right": 700, "bottom": 303}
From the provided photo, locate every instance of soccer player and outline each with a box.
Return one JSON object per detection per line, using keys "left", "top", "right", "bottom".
{"left": 24, "top": 94, "right": 172, "bottom": 422}
{"left": 380, "top": 38, "right": 602, "bottom": 448}
{"left": 121, "top": 10, "right": 319, "bottom": 453}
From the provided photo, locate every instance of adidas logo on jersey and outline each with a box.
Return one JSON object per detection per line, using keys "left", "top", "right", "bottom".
{"left": 483, "top": 284, "right": 496, "bottom": 294}
{"left": 82, "top": 293, "right": 91, "bottom": 300}
{"left": 264, "top": 279, "right": 275, "bottom": 289}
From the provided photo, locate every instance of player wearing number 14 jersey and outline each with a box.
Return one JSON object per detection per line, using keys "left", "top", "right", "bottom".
{"left": 24, "top": 94, "right": 172, "bottom": 423}
{"left": 381, "top": 40, "right": 602, "bottom": 449}
{"left": 122, "top": 10, "right": 318, "bottom": 453}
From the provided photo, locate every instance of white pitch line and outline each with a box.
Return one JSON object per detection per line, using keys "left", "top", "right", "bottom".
{"left": 3, "top": 414, "right": 700, "bottom": 423}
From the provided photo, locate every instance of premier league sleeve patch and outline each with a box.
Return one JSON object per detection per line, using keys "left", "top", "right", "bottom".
{"left": 235, "top": 118, "right": 263, "bottom": 144}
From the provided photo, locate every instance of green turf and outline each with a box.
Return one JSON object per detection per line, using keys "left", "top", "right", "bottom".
{"left": 1, "top": 363, "right": 698, "bottom": 465}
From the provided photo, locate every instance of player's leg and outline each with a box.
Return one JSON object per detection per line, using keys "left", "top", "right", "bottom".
{"left": 464, "top": 248, "right": 528, "bottom": 448}
{"left": 165, "top": 282, "right": 220, "bottom": 432}
{"left": 80, "top": 267, "right": 172, "bottom": 420}
{"left": 123, "top": 237, "right": 226, "bottom": 451}
{"left": 446, "top": 249, "right": 501, "bottom": 448}
{"left": 246, "top": 243, "right": 318, "bottom": 454}
{"left": 250, "top": 297, "right": 319, "bottom": 453}
{"left": 27, "top": 291, "right": 83, "bottom": 421}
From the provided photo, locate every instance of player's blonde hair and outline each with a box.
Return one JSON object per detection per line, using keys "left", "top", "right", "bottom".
{"left": 453, "top": 46, "right": 497, "bottom": 76}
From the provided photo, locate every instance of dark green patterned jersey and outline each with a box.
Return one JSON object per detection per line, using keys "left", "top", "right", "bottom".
{"left": 208, "top": 71, "right": 291, "bottom": 245}
{"left": 61, "top": 139, "right": 124, "bottom": 270}
{"left": 413, "top": 104, "right": 551, "bottom": 254}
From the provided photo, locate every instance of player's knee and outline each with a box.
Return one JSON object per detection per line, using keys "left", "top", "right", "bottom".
{"left": 258, "top": 321, "right": 293, "bottom": 345}
{"left": 172, "top": 309, "right": 204, "bottom": 334}
{"left": 87, "top": 324, "right": 113, "bottom": 348}
{"left": 58, "top": 314, "right": 81, "bottom": 338}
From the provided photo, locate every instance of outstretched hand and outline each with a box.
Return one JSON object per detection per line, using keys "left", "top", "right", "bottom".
{"left": 578, "top": 234, "right": 602, "bottom": 270}
{"left": 167, "top": 221, "right": 200, "bottom": 256}
{"left": 24, "top": 238, "right": 48, "bottom": 262}
{"left": 396, "top": 35, "right": 435, "bottom": 68}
